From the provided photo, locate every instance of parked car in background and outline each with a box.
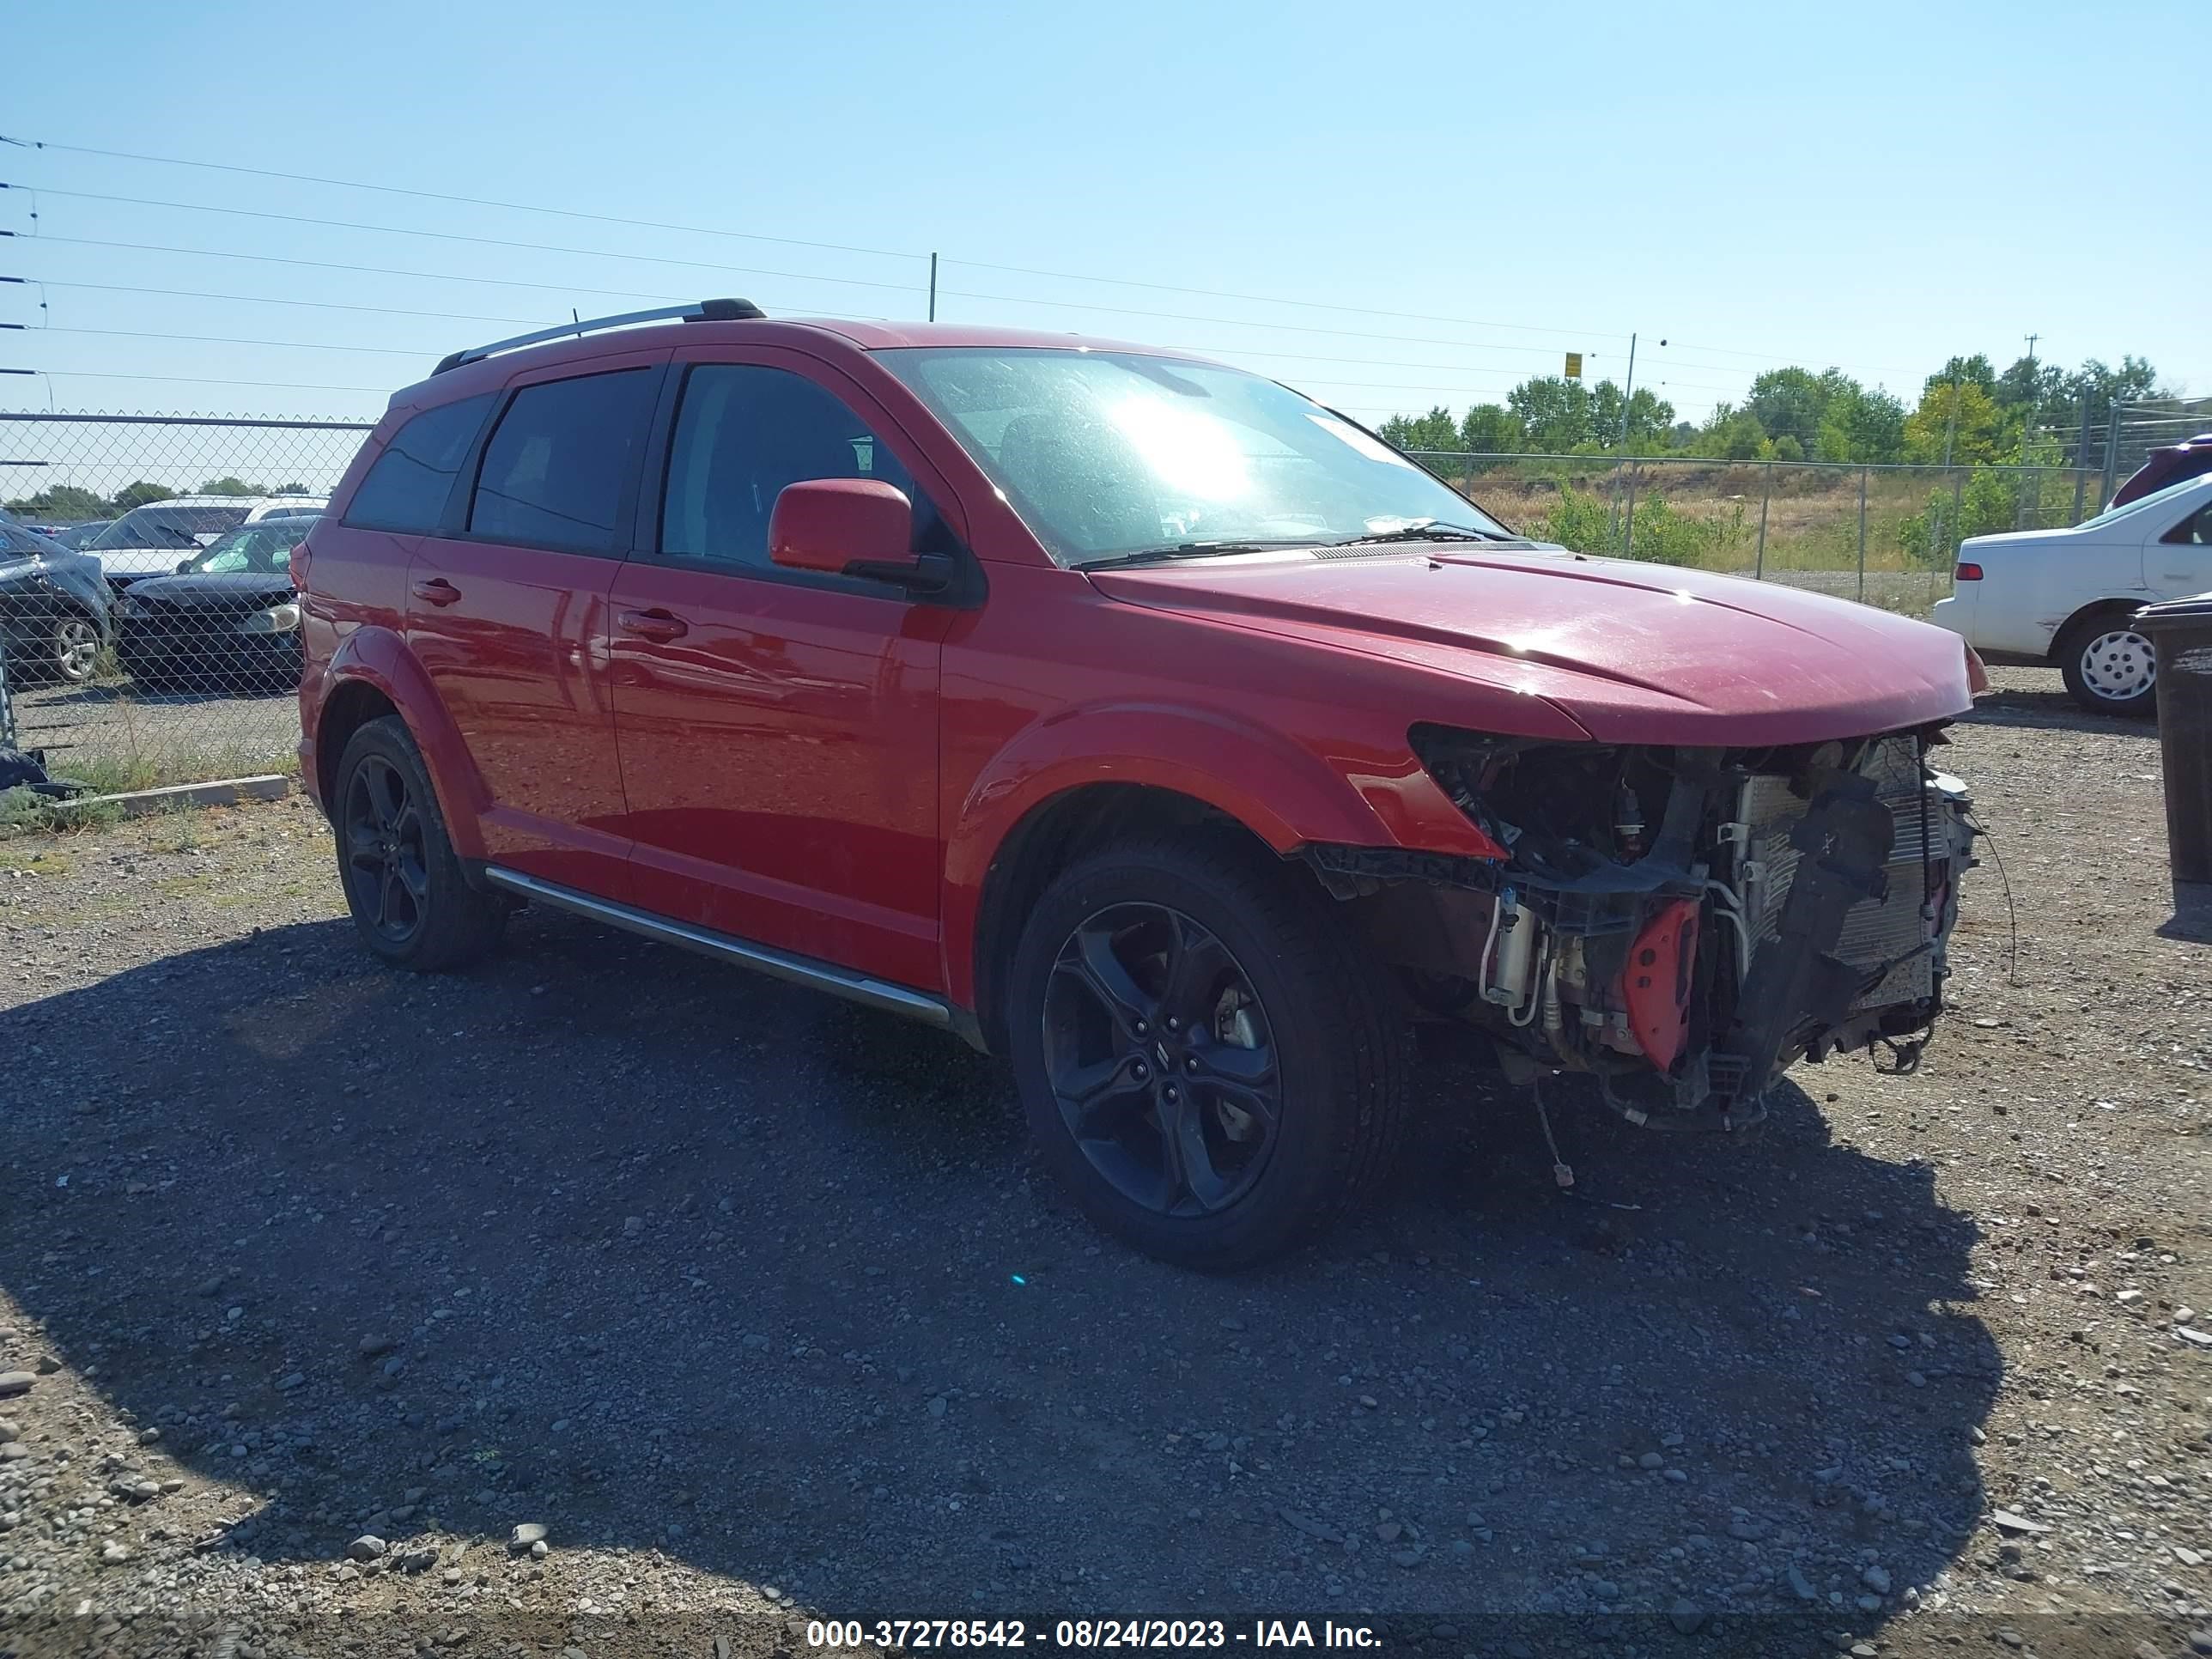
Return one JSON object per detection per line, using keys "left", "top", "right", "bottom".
{"left": 0, "top": 516, "right": 114, "bottom": 685}
{"left": 114, "top": 518, "right": 316, "bottom": 694}
{"left": 50, "top": 520, "right": 115, "bottom": 550}
{"left": 2111, "top": 432, "right": 2212, "bottom": 509}
{"left": 1932, "top": 472, "right": 2212, "bottom": 715}
{"left": 84, "top": 495, "right": 331, "bottom": 587}
{"left": 295, "top": 301, "right": 1985, "bottom": 1269}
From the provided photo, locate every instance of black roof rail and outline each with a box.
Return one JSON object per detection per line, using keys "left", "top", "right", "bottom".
{"left": 430, "top": 298, "right": 766, "bottom": 375}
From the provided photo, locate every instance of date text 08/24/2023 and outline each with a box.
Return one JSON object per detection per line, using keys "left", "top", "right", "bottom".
{"left": 805, "top": 1620, "right": 1383, "bottom": 1650}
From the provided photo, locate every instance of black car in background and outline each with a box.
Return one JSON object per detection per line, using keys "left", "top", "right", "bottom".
{"left": 0, "top": 516, "right": 115, "bottom": 686}
{"left": 112, "top": 518, "right": 315, "bottom": 694}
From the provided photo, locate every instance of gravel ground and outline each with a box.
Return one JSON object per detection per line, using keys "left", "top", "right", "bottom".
{"left": 1, "top": 665, "right": 2206, "bottom": 1659}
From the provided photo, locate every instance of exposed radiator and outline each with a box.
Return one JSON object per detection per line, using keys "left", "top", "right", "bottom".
{"left": 1734, "top": 737, "right": 1941, "bottom": 1012}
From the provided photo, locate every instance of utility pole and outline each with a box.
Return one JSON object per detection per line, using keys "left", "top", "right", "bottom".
{"left": 927, "top": 252, "right": 938, "bottom": 323}
{"left": 1619, "top": 332, "right": 1638, "bottom": 450}
{"left": 1608, "top": 333, "right": 1637, "bottom": 549}
{"left": 2016, "top": 332, "right": 2041, "bottom": 529}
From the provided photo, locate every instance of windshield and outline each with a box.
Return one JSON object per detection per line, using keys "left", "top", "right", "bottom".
{"left": 878, "top": 348, "right": 1512, "bottom": 567}
{"left": 88, "top": 503, "right": 251, "bottom": 550}
{"left": 183, "top": 520, "right": 313, "bottom": 575}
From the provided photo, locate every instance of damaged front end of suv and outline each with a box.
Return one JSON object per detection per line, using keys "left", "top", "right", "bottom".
{"left": 1310, "top": 725, "right": 1977, "bottom": 1127}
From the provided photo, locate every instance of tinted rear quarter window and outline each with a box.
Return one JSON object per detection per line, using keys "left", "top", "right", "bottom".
{"left": 344, "top": 393, "right": 495, "bottom": 534}
{"left": 469, "top": 370, "right": 656, "bottom": 552}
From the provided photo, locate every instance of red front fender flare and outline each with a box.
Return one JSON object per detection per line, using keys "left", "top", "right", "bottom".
{"left": 939, "top": 702, "right": 1502, "bottom": 1008}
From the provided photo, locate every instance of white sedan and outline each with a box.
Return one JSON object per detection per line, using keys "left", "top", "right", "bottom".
{"left": 1931, "top": 473, "right": 2212, "bottom": 715}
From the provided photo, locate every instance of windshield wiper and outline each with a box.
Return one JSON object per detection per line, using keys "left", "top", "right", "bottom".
{"left": 1073, "top": 540, "right": 1317, "bottom": 571}
{"left": 1330, "top": 520, "right": 1510, "bottom": 546}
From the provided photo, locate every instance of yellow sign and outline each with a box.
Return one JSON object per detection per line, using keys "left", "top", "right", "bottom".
{"left": 1564, "top": 352, "right": 1583, "bottom": 380}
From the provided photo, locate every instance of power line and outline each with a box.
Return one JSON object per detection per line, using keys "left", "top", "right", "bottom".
{"left": 32, "top": 280, "right": 546, "bottom": 330}
{"left": 13, "top": 260, "right": 1601, "bottom": 383}
{"left": 16, "top": 187, "right": 934, "bottom": 298}
{"left": 16, "top": 187, "right": 1619, "bottom": 360}
{"left": 9, "top": 265, "right": 1616, "bottom": 394}
{"left": 3, "top": 136, "right": 1982, "bottom": 387}
{"left": 42, "top": 325, "right": 431, "bottom": 356}
{"left": 19, "top": 240, "right": 893, "bottom": 323}
{"left": 6, "top": 137, "right": 923, "bottom": 264}
{"left": 11, "top": 136, "right": 1629, "bottom": 342}
{"left": 11, "top": 368, "right": 385, "bottom": 393}
{"left": 29, "top": 234, "right": 717, "bottom": 306}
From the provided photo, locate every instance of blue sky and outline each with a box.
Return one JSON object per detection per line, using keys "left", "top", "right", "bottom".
{"left": 4, "top": 0, "right": 2207, "bottom": 432}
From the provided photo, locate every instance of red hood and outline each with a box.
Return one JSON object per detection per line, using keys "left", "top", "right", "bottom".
{"left": 1088, "top": 545, "right": 1977, "bottom": 745}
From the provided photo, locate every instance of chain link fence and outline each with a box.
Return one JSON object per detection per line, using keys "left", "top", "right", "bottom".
{"left": 0, "top": 408, "right": 2173, "bottom": 793}
{"left": 1416, "top": 451, "right": 2130, "bottom": 617}
{"left": 1, "top": 411, "right": 374, "bottom": 792}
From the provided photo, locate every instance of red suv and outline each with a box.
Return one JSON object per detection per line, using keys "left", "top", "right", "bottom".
{"left": 297, "top": 301, "right": 1984, "bottom": 1268}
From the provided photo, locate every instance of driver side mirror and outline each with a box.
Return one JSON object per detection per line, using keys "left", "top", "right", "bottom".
{"left": 175, "top": 557, "right": 194, "bottom": 574}
{"left": 769, "top": 479, "right": 933, "bottom": 586}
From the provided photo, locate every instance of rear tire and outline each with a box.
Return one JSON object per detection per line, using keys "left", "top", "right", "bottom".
{"left": 332, "top": 714, "right": 506, "bottom": 971}
{"left": 1006, "top": 831, "right": 1409, "bottom": 1270}
{"left": 2057, "top": 608, "right": 2158, "bottom": 717}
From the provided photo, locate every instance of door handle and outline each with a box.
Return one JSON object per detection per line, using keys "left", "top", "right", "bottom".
{"left": 410, "top": 577, "right": 462, "bottom": 607}
{"left": 617, "top": 608, "right": 690, "bottom": 643}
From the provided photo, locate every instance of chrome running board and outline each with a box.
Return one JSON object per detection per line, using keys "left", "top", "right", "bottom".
{"left": 481, "top": 866, "right": 952, "bottom": 1029}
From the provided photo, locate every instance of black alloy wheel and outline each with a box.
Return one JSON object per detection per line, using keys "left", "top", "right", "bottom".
{"left": 343, "top": 752, "right": 431, "bottom": 946}
{"left": 1042, "top": 902, "right": 1283, "bottom": 1218}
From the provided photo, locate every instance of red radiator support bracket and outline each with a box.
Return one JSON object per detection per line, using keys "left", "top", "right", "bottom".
{"left": 1624, "top": 896, "right": 1702, "bottom": 1071}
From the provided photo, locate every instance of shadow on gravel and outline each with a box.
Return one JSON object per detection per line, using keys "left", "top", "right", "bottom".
{"left": 0, "top": 905, "right": 2002, "bottom": 1637}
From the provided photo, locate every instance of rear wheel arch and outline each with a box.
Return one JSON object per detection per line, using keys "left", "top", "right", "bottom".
{"left": 315, "top": 678, "right": 400, "bottom": 810}
{"left": 313, "top": 632, "right": 489, "bottom": 860}
{"left": 2050, "top": 596, "right": 2149, "bottom": 658}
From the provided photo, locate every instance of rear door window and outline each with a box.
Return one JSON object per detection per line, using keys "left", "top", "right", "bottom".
{"left": 468, "top": 370, "right": 657, "bottom": 553}
{"left": 344, "top": 393, "right": 495, "bottom": 534}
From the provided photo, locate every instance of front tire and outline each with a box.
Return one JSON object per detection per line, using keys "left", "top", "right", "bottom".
{"left": 332, "top": 714, "right": 506, "bottom": 971}
{"left": 50, "top": 612, "right": 101, "bottom": 685}
{"left": 1006, "top": 832, "right": 1409, "bottom": 1270}
{"left": 2057, "top": 609, "right": 2157, "bottom": 717}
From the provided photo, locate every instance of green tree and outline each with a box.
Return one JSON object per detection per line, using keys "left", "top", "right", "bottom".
{"left": 1459, "top": 404, "right": 1523, "bottom": 454}
{"left": 1377, "top": 406, "right": 1462, "bottom": 453}
{"left": 1698, "top": 403, "right": 1767, "bottom": 460}
{"left": 1508, "top": 376, "right": 1593, "bottom": 452}
{"left": 1815, "top": 385, "right": 1907, "bottom": 463}
{"left": 1994, "top": 355, "right": 2067, "bottom": 419}
{"left": 3, "top": 483, "right": 109, "bottom": 521}
{"left": 112, "top": 482, "right": 175, "bottom": 512}
{"left": 1905, "top": 381, "right": 2004, "bottom": 465}
{"left": 198, "top": 477, "right": 268, "bottom": 498}
{"left": 1744, "top": 367, "right": 1862, "bottom": 455}
{"left": 1923, "top": 356, "right": 1997, "bottom": 400}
